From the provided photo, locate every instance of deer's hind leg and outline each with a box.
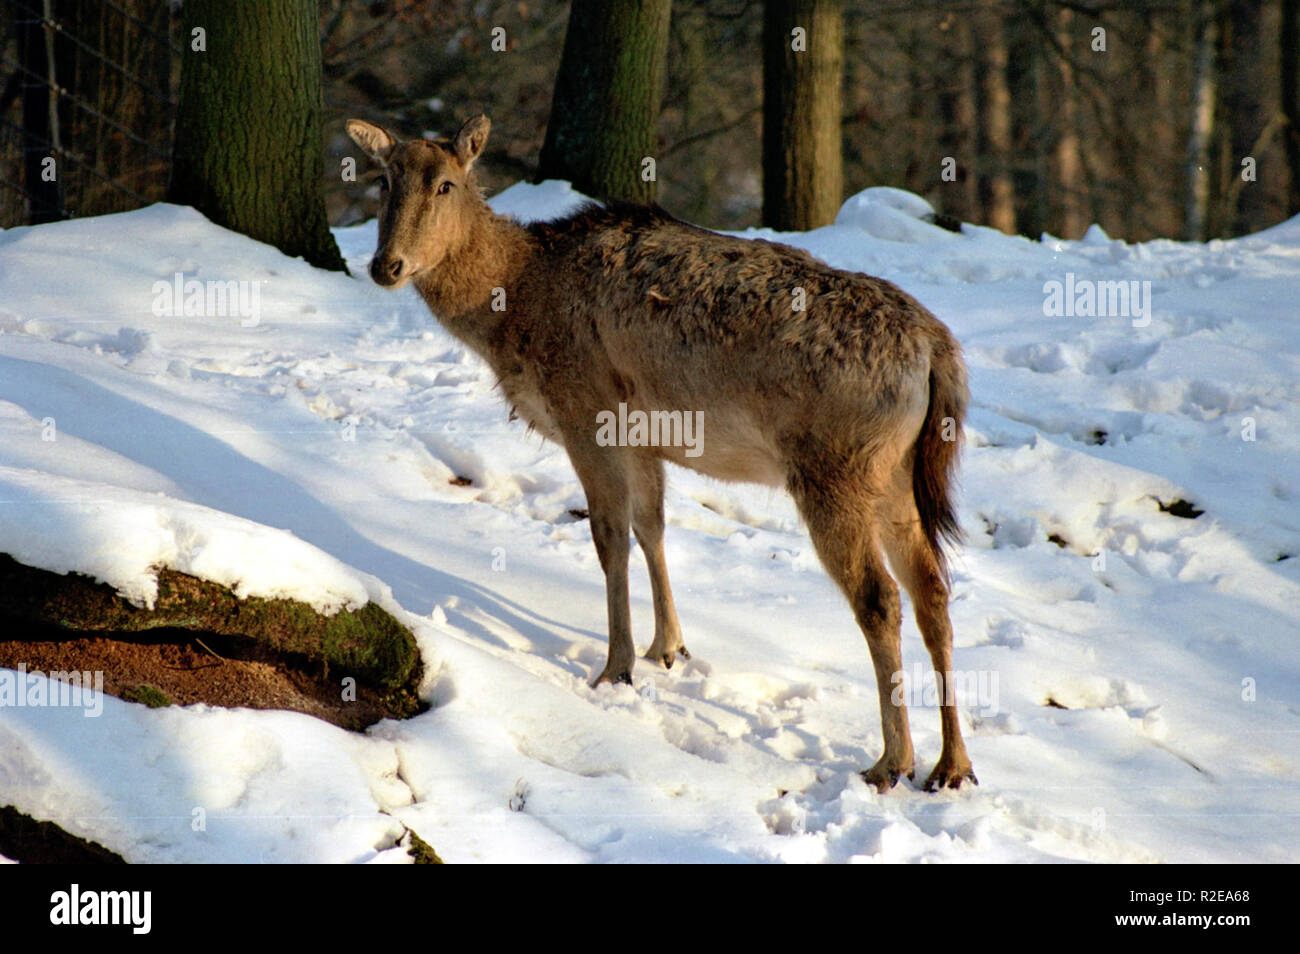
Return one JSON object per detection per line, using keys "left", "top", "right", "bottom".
{"left": 630, "top": 455, "right": 689, "bottom": 668}
{"left": 790, "top": 462, "right": 915, "bottom": 792}
{"left": 880, "top": 468, "right": 976, "bottom": 791}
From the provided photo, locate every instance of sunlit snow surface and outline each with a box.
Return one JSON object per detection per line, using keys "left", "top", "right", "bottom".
{"left": 1, "top": 182, "right": 1296, "bottom": 863}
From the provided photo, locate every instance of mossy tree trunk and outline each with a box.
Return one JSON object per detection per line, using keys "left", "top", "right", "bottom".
{"left": 168, "top": 0, "right": 346, "bottom": 272}
{"left": 762, "top": 0, "right": 843, "bottom": 230}
{"left": 536, "top": 0, "right": 672, "bottom": 204}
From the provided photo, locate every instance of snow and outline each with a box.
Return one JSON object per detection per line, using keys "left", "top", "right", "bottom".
{"left": 0, "top": 467, "right": 377, "bottom": 612}
{"left": 1, "top": 182, "right": 1298, "bottom": 863}
{"left": 833, "top": 185, "right": 955, "bottom": 243}
{"left": 0, "top": 680, "right": 410, "bottom": 863}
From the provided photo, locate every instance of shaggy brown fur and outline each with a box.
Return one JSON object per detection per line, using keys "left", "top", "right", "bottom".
{"left": 347, "top": 114, "right": 975, "bottom": 792}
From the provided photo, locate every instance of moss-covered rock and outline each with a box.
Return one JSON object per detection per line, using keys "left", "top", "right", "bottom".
{"left": 0, "top": 553, "right": 420, "bottom": 691}
{"left": 405, "top": 827, "right": 444, "bottom": 864}
{"left": 122, "top": 684, "right": 172, "bottom": 708}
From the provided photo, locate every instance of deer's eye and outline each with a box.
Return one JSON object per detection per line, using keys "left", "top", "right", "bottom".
{"left": 436, "top": 180, "right": 453, "bottom": 196}
{"left": 378, "top": 177, "right": 389, "bottom": 192}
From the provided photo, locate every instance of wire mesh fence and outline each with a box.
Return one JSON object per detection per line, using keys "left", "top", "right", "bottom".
{"left": 0, "top": 0, "right": 178, "bottom": 228}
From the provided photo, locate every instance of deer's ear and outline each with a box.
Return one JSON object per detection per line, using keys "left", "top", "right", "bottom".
{"left": 454, "top": 114, "right": 490, "bottom": 168}
{"left": 346, "top": 119, "right": 397, "bottom": 161}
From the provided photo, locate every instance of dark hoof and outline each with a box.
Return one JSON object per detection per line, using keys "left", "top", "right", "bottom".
{"left": 646, "top": 645, "right": 690, "bottom": 670}
{"left": 590, "top": 668, "right": 633, "bottom": 689}
{"left": 861, "top": 766, "right": 911, "bottom": 793}
{"left": 923, "top": 767, "right": 978, "bottom": 793}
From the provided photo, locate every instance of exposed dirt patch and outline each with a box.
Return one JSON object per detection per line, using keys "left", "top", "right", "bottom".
{"left": 1156, "top": 497, "right": 1204, "bottom": 519}
{"left": 0, "top": 622, "right": 421, "bottom": 730}
{"left": 0, "top": 553, "right": 426, "bottom": 730}
{"left": 0, "top": 553, "right": 420, "bottom": 690}
{"left": 0, "top": 805, "right": 125, "bottom": 864}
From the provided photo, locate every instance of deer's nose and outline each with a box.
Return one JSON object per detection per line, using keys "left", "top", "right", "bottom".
{"left": 370, "top": 254, "right": 406, "bottom": 286}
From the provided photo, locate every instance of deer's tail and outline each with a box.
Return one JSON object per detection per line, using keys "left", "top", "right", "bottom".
{"left": 912, "top": 330, "right": 968, "bottom": 581}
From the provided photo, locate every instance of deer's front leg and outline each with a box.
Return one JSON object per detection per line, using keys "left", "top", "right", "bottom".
{"left": 589, "top": 505, "right": 634, "bottom": 687}
{"left": 631, "top": 456, "right": 688, "bottom": 668}
{"left": 566, "top": 436, "right": 635, "bottom": 687}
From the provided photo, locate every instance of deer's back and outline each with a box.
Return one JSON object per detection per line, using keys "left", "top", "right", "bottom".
{"left": 500, "top": 203, "right": 953, "bottom": 478}
{"left": 527, "top": 205, "right": 943, "bottom": 397}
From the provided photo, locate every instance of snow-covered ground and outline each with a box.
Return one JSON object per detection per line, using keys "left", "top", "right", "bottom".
{"left": 1, "top": 181, "right": 1297, "bottom": 863}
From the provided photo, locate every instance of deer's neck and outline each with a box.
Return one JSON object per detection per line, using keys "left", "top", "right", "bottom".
{"left": 412, "top": 207, "right": 535, "bottom": 354}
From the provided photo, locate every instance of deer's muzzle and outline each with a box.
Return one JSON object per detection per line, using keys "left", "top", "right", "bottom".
{"left": 370, "top": 252, "right": 408, "bottom": 287}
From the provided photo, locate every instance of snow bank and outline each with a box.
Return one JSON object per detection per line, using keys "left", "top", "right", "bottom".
{"left": 0, "top": 466, "right": 372, "bottom": 612}
{"left": 0, "top": 181, "right": 1297, "bottom": 863}
{"left": 834, "top": 186, "right": 958, "bottom": 244}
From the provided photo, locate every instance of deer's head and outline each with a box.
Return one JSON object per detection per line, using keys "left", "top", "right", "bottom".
{"left": 346, "top": 114, "right": 491, "bottom": 288}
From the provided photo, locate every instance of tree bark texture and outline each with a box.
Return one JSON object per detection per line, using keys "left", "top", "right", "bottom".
{"left": 762, "top": 0, "right": 844, "bottom": 230}
{"left": 169, "top": 0, "right": 345, "bottom": 271}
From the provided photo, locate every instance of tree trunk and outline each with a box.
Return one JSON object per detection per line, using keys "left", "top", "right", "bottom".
{"left": 1007, "top": 16, "right": 1046, "bottom": 237}
{"left": 1184, "top": 0, "right": 1219, "bottom": 239}
{"left": 938, "top": 14, "right": 977, "bottom": 222}
{"left": 1052, "top": 7, "right": 1086, "bottom": 239}
{"left": 168, "top": 0, "right": 345, "bottom": 272}
{"left": 762, "top": 0, "right": 844, "bottom": 230}
{"left": 1283, "top": 0, "right": 1300, "bottom": 216}
{"left": 1216, "top": 0, "right": 1263, "bottom": 234}
{"left": 1132, "top": 15, "right": 1179, "bottom": 238}
{"left": 974, "top": 7, "right": 1015, "bottom": 234}
{"left": 536, "top": 0, "right": 673, "bottom": 204}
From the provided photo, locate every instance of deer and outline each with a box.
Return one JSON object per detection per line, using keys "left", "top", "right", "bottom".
{"left": 346, "top": 114, "right": 976, "bottom": 792}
